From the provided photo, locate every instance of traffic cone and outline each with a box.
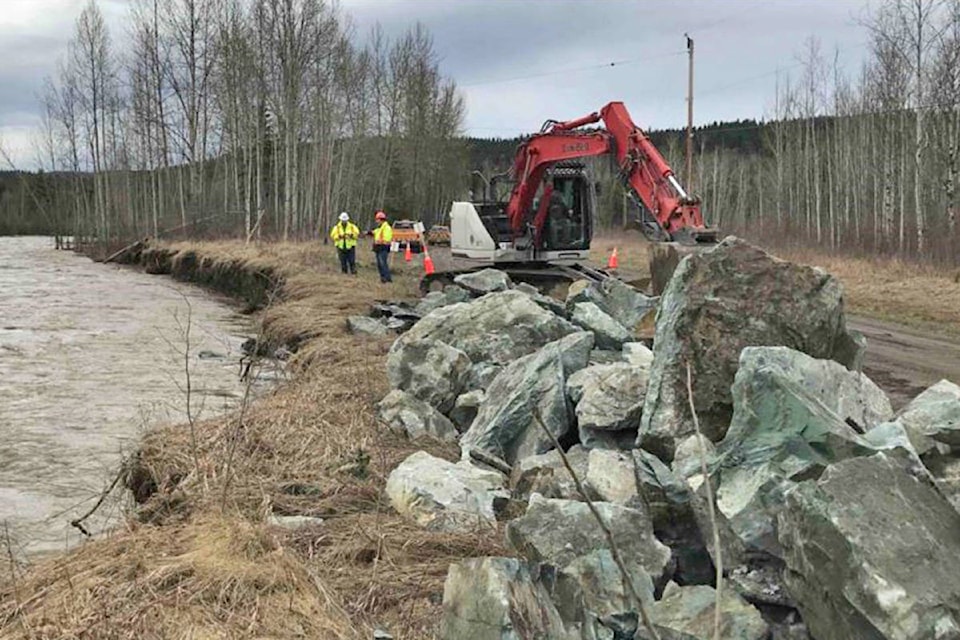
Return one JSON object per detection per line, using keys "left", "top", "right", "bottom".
{"left": 404, "top": 242, "right": 412, "bottom": 262}
{"left": 607, "top": 247, "right": 619, "bottom": 270}
{"left": 423, "top": 249, "right": 435, "bottom": 275}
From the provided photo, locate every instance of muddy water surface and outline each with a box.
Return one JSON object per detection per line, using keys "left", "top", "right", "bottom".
{"left": 0, "top": 237, "right": 261, "bottom": 556}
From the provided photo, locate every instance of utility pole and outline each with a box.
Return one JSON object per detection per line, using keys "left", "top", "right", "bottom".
{"left": 685, "top": 33, "right": 695, "bottom": 192}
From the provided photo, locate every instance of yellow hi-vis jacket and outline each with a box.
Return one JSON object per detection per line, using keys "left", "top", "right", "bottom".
{"left": 330, "top": 221, "right": 360, "bottom": 250}
{"left": 373, "top": 221, "right": 393, "bottom": 245}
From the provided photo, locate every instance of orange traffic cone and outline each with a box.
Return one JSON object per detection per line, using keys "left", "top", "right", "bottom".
{"left": 607, "top": 247, "right": 619, "bottom": 270}
{"left": 423, "top": 250, "right": 435, "bottom": 275}
{"left": 404, "top": 242, "right": 412, "bottom": 262}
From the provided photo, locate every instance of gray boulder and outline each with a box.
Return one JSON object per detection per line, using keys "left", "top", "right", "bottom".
{"left": 386, "top": 337, "right": 471, "bottom": 414}
{"left": 639, "top": 237, "right": 860, "bottom": 460}
{"left": 510, "top": 446, "right": 589, "bottom": 501}
{"left": 585, "top": 449, "right": 641, "bottom": 506}
{"left": 515, "top": 282, "right": 569, "bottom": 318}
{"left": 464, "top": 362, "right": 502, "bottom": 392}
{"left": 571, "top": 302, "right": 631, "bottom": 350}
{"left": 588, "top": 349, "right": 623, "bottom": 365}
{"left": 450, "top": 389, "right": 485, "bottom": 432}
{"left": 712, "top": 347, "right": 908, "bottom": 559}
{"left": 881, "top": 379, "right": 960, "bottom": 456}
{"left": 622, "top": 342, "right": 654, "bottom": 368}
{"left": 414, "top": 285, "right": 472, "bottom": 316}
{"left": 597, "top": 278, "right": 658, "bottom": 335}
{"left": 672, "top": 434, "right": 716, "bottom": 480}
{"left": 376, "top": 390, "right": 458, "bottom": 443}
{"left": 567, "top": 279, "right": 658, "bottom": 337}
{"left": 394, "top": 289, "right": 578, "bottom": 366}
{"left": 413, "top": 291, "right": 446, "bottom": 316}
{"left": 569, "top": 362, "right": 648, "bottom": 433}
{"left": 552, "top": 548, "right": 655, "bottom": 628}
{"left": 585, "top": 447, "right": 715, "bottom": 585}
{"left": 442, "top": 557, "right": 572, "bottom": 640}
{"left": 460, "top": 332, "right": 593, "bottom": 465}
{"left": 505, "top": 494, "right": 672, "bottom": 588}
{"left": 779, "top": 453, "right": 960, "bottom": 640}
{"left": 385, "top": 451, "right": 508, "bottom": 532}
{"left": 453, "top": 268, "right": 512, "bottom": 295}
{"left": 346, "top": 315, "right": 388, "bottom": 336}
{"left": 633, "top": 449, "right": 715, "bottom": 585}
{"left": 644, "top": 581, "right": 769, "bottom": 640}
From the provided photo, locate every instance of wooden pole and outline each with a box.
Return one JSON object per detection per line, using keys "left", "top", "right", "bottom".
{"left": 685, "top": 33, "right": 695, "bottom": 192}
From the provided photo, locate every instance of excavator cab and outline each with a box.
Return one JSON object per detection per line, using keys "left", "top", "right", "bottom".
{"left": 539, "top": 165, "right": 593, "bottom": 252}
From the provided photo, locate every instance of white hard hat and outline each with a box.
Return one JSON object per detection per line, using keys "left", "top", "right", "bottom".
{"left": 339, "top": 212, "right": 349, "bottom": 222}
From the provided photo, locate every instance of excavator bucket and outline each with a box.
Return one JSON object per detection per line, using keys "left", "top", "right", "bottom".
{"left": 650, "top": 242, "right": 706, "bottom": 295}
{"left": 671, "top": 226, "right": 719, "bottom": 246}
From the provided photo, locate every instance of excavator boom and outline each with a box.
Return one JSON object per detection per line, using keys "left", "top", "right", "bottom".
{"left": 506, "top": 101, "right": 716, "bottom": 245}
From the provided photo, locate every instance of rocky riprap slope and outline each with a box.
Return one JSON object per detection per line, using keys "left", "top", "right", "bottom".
{"left": 350, "top": 237, "right": 960, "bottom": 640}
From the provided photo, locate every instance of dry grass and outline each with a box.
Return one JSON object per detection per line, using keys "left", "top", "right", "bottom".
{"left": 0, "top": 240, "right": 503, "bottom": 639}
{"left": 591, "top": 233, "right": 960, "bottom": 335}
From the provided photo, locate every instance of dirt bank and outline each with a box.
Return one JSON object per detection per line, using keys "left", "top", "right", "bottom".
{"left": 0, "top": 240, "right": 500, "bottom": 639}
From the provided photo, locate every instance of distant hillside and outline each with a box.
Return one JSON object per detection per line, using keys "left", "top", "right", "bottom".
{"left": 465, "top": 118, "right": 768, "bottom": 176}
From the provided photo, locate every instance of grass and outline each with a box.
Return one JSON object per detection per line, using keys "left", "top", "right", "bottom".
{"left": 591, "top": 233, "right": 960, "bottom": 336}
{"left": 0, "top": 240, "right": 504, "bottom": 639}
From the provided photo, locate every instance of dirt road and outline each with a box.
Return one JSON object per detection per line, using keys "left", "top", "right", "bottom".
{"left": 849, "top": 315, "right": 960, "bottom": 409}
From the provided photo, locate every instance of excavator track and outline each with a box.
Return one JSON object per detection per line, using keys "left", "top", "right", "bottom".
{"left": 419, "top": 261, "right": 613, "bottom": 295}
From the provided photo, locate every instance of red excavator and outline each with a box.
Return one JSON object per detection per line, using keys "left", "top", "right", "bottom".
{"left": 424, "top": 101, "right": 716, "bottom": 291}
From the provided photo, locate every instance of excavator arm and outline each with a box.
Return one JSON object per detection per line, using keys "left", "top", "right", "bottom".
{"left": 505, "top": 101, "right": 716, "bottom": 245}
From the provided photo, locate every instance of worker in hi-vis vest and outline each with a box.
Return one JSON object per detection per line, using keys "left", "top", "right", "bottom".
{"left": 329, "top": 211, "right": 360, "bottom": 275}
{"left": 371, "top": 210, "right": 393, "bottom": 283}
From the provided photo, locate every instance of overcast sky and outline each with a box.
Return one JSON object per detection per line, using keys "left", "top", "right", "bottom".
{"left": 0, "top": 0, "right": 876, "bottom": 168}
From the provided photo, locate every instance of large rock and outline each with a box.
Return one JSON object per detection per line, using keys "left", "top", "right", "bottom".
{"left": 394, "top": 289, "right": 578, "bottom": 366}
{"left": 552, "top": 548, "right": 655, "bottom": 627}
{"left": 585, "top": 449, "right": 641, "bottom": 506}
{"left": 568, "top": 363, "right": 649, "bottom": 433}
{"left": 639, "top": 237, "right": 860, "bottom": 460}
{"left": 506, "top": 494, "right": 663, "bottom": 638}
{"left": 622, "top": 342, "right": 654, "bottom": 368}
{"left": 386, "top": 338, "right": 471, "bottom": 414}
{"left": 567, "top": 279, "right": 658, "bottom": 337}
{"left": 571, "top": 302, "right": 631, "bottom": 350}
{"left": 376, "top": 390, "right": 458, "bottom": 443}
{"left": 449, "top": 390, "right": 485, "bottom": 432}
{"left": 505, "top": 494, "right": 672, "bottom": 588}
{"left": 465, "top": 362, "right": 502, "bottom": 392}
{"left": 510, "top": 446, "right": 590, "bottom": 501}
{"left": 414, "top": 285, "right": 471, "bottom": 315}
{"left": 644, "top": 581, "right": 769, "bottom": 640}
{"left": 442, "top": 557, "right": 572, "bottom": 640}
{"left": 385, "top": 451, "right": 508, "bottom": 532}
{"left": 711, "top": 347, "right": 907, "bottom": 559}
{"left": 779, "top": 453, "right": 960, "bottom": 640}
{"left": 460, "top": 332, "right": 593, "bottom": 465}
{"left": 633, "top": 449, "right": 715, "bottom": 586}
{"left": 881, "top": 379, "right": 960, "bottom": 456}
{"left": 453, "top": 268, "right": 512, "bottom": 295}
{"left": 346, "top": 315, "right": 388, "bottom": 336}
{"left": 514, "top": 282, "right": 569, "bottom": 318}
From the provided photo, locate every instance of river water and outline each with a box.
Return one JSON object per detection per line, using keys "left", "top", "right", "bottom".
{"left": 0, "top": 237, "right": 259, "bottom": 557}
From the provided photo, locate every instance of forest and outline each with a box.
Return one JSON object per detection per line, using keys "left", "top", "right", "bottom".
{"left": 3, "top": 0, "right": 960, "bottom": 265}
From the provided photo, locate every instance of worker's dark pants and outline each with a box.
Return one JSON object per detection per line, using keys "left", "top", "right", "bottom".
{"left": 374, "top": 246, "right": 392, "bottom": 283}
{"left": 337, "top": 247, "right": 356, "bottom": 274}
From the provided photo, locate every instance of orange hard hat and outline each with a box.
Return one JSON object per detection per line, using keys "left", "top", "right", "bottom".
{"left": 375, "top": 211, "right": 386, "bottom": 221}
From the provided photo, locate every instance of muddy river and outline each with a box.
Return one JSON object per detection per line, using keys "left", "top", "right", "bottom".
{"left": 0, "top": 237, "right": 262, "bottom": 557}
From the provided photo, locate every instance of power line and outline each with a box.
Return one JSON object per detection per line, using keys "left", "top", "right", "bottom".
{"left": 460, "top": 50, "right": 686, "bottom": 88}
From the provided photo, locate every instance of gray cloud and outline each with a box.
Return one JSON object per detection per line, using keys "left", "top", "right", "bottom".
{"left": 2, "top": 0, "right": 873, "bottom": 166}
